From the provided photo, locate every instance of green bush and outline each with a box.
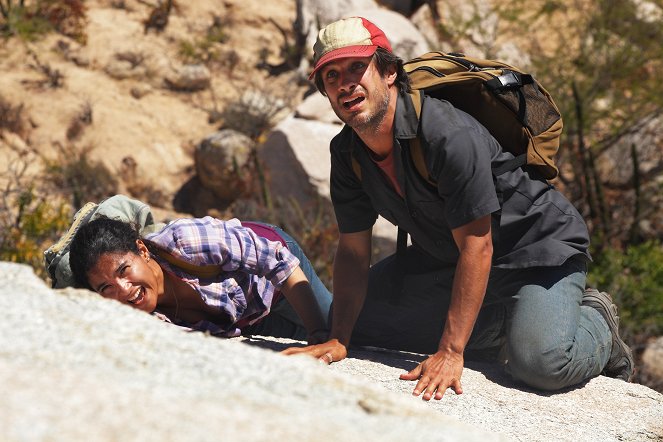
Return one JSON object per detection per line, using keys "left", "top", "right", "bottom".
{"left": 0, "top": 187, "right": 71, "bottom": 279}
{"left": 1, "top": 0, "right": 86, "bottom": 42}
{"left": 588, "top": 240, "right": 663, "bottom": 342}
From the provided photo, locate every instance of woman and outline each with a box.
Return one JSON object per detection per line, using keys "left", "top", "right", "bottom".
{"left": 69, "top": 215, "right": 332, "bottom": 343}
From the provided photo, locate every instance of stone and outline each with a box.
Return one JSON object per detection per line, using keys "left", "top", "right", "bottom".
{"left": 294, "top": 92, "right": 342, "bottom": 125}
{"left": 195, "top": 129, "right": 254, "bottom": 202}
{"left": 642, "top": 336, "right": 663, "bottom": 385}
{"left": 165, "top": 64, "right": 211, "bottom": 91}
{"left": 2, "top": 261, "right": 662, "bottom": 442}
{"left": 0, "top": 262, "right": 501, "bottom": 441}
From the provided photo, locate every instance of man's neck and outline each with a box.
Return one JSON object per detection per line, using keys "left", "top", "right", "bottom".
{"left": 355, "top": 88, "right": 398, "bottom": 159}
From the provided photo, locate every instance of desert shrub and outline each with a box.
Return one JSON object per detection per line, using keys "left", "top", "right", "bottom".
{"left": 587, "top": 240, "right": 663, "bottom": 344}
{"left": 1, "top": 0, "right": 86, "bottom": 42}
{"left": 0, "top": 187, "right": 70, "bottom": 277}
{"left": 0, "top": 95, "right": 27, "bottom": 136}
{"left": 0, "top": 149, "right": 71, "bottom": 279}
{"left": 177, "top": 14, "right": 230, "bottom": 65}
{"left": 43, "top": 143, "right": 118, "bottom": 210}
{"left": 221, "top": 89, "right": 290, "bottom": 141}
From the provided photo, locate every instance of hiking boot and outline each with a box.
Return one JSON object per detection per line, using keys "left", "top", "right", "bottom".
{"left": 582, "top": 288, "right": 634, "bottom": 381}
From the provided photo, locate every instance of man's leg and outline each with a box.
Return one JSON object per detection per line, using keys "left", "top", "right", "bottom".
{"left": 494, "top": 256, "right": 613, "bottom": 390}
{"left": 351, "top": 246, "right": 456, "bottom": 354}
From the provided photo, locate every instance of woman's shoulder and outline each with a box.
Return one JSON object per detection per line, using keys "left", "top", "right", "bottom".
{"left": 145, "top": 217, "right": 242, "bottom": 261}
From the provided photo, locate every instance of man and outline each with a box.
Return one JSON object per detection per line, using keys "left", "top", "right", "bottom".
{"left": 284, "top": 16, "right": 633, "bottom": 400}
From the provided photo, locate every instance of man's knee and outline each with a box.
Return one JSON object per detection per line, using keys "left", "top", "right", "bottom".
{"left": 507, "top": 339, "right": 577, "bottom": 391}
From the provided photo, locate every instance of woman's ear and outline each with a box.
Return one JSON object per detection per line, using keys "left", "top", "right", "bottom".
{"left": 136, "top": 239, "right": 150, "bottom": 261}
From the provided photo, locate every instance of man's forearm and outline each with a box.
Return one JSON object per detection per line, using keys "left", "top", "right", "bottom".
{"left": 439, "top": 263, "right": 489, "bottom": 353}
{"left": 330, "top": 258, "right": 369, "bottom": 346}
{"left": 330, "top": 240, "right": 371, "bottom": 346}
{"left": 440, "top": 225, "right": 493, "bottom": 354}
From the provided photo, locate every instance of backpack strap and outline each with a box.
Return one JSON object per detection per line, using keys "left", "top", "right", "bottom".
{"left": 407, "top": 90, "right": 437, "bottom": 187}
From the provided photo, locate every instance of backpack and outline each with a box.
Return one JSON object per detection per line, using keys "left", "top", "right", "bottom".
{"left": 351, "top": 51, "right": 563, "bottom": 181}
{"left": 44, "top": 195, "right": 161, "bottom": 288}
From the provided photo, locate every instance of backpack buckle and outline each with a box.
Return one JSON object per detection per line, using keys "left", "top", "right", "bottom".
{"left": 497, "top": 71, "right": 520, "bottom": 88}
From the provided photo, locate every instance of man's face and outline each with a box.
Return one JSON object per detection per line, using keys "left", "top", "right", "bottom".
{"left": 320, "top": 56, "right": 394, "bottom": 133}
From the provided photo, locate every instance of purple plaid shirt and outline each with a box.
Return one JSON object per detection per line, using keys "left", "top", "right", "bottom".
{"left": 143, "top": 216, "right": 300, "bottom": 337}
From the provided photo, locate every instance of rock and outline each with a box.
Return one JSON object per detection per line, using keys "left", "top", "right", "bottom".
{"left": 295, "top": 92, "right": 342, "bottom": 125}
{"left": 104, "top": 58, "right": 147, "bottom": 80}
{"left": 0, "top": 262, "right": 500, "bottom": 441}
{"left": 2, "top": 261, "right": 662, "bottom": 442}
{"left": 298, "top": 0, "right": 380, "bottom": 61}
{"left": 353, "top": 8, "right": 430, "bottom": 60}
{"left": 195, "top": 129, "right": 254, "bottom": 202}
{"left": 165, "top": 64, "right": 211, "bottom": 92}
{"left": 642, "top": 336, "right": 663, "bottom": 386}
{"left": 297, "top": 0, "right": 430, "bottom": 74}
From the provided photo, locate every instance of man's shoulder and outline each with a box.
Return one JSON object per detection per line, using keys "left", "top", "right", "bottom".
{"left": 419, "top": 94, "right": 496, "bottom": 147}
{"left": 420, "top": 94, "right": 489, "bottom": 134}
{"left": 330, "top": 124, "right": 357, "bottom": 153}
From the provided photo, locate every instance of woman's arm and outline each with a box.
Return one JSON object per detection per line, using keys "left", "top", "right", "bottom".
{"left": 279, "top": 266, "right": 329, "bottom": 343}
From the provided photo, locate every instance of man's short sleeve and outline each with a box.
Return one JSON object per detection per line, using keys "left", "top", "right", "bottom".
{"left": 429, "top": 127, "right": 501, "bottom": 229}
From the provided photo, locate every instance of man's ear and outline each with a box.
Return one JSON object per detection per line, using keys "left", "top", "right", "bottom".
{"left": 385, "top": 64, "right": 397, "bottom": 87}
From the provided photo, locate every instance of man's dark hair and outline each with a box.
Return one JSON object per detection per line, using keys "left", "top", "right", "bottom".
{"left": 314, "top": 48, "right": 411, "bottom": 95}
{"left": 69, "top": 216, "right": 141, "bottom": 289}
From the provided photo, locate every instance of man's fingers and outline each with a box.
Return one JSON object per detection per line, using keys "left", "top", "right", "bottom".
{"left": 281, "top": 346, "right": 308, "bottom": 355}
{"left": 412, "top": 376, "right": 430, "bottom": 397}
{"left": 422, "top": 381, "right": 441, "bottom": 401}
{"left": 399, "top": 363, "right": 422, "bottom": 381}
{"left": 450, "top": 378, "right": 463, "bottom": 395}
{"left": 318, "top": 352, "right": 334, "bottom": 364}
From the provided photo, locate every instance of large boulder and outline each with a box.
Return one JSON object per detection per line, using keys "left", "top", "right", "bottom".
{"left": 2, "top": 261, "right": 662, "bottom": 441}
{"left": 195, "top": 129, "right": 254, "bottom": 202}
{"left": 0, "top": 262, "right": 499, "bottom": 441}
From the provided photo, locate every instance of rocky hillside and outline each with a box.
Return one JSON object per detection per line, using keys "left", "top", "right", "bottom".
{"left": 0, "top": 0, "right": 305, "bottom": 200}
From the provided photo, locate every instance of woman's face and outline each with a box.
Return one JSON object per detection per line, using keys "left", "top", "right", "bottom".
{"left": 86, "top": 240, "right": 162, "bottom": 313}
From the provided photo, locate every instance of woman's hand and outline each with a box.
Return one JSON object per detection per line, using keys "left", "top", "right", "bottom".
{"left": 282, "top": 338, "right": 348, "bottom": 365}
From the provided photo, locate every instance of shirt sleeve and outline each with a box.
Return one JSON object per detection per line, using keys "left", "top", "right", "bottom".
{"left": 428, "top": 126, "right": 501, "bottom": 229}
{"left": 148, "top": 217, "right": 300, "bottom": 289}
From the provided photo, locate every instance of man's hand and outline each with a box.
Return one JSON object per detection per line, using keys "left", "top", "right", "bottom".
{"left": 399, "top": 349, "right": 464, "bottom": 400}
{"left": 281, "top": 338, "right": 348, "bottom": 365}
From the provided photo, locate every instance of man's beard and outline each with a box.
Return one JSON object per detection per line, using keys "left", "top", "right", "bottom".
{"left": 335, "top": 86, "right": 391, "bottom": 134}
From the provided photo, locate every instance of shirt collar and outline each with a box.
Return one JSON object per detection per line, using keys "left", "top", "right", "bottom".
{"left": 346, "top": 88, "right": 419, "bottom": 150}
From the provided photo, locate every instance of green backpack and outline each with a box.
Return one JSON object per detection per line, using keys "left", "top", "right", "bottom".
{"left": 43, "top": 195, "right": 162, "bottom": 288}
{"left": 352, "top": 51, "right": 563, "bottom": 182}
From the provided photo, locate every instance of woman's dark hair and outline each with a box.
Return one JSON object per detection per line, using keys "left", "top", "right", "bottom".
{"left": 69, "top": 216, "right": 141, "bottom": 289}
{"left": 314, "top": 47, "right": 411, "bottom": 95}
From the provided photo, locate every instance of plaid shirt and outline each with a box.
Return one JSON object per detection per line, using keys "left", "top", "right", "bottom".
{"left": 143, "top": 216, "right": 299, "bottom": 337}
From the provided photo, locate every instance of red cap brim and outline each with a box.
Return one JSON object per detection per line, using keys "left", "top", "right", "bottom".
{"left": 308, "top": 45, "right": 379, "bottom": 80}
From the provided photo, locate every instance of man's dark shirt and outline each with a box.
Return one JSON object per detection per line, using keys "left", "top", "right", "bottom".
{"left": 330, "top": 90, "right": 590, "bottom": 269}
